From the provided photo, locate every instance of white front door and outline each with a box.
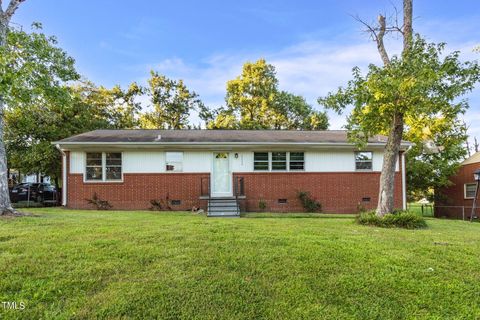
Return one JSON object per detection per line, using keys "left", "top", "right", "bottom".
{"left": 212, "top": 152, "right": 231, "bottom": 197}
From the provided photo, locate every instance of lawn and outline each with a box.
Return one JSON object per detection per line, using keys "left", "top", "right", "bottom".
{"left": 1, "top": 209, "right": 480, "bottom": 319}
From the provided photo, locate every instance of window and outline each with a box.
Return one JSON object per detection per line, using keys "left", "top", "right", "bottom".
{"left": 254, "top": 152, "right": 305, "bottom": 171}
{"left": 355, "top": 152, "right": 373, "bottom": 170}
{"left": 106, "top": 153, "right": 122, "bottom": 180}
{"left": 254, "top": 152, "right": 269, "bottom": 171}
{"left": 86, "top": 153, "right": 103, "bottom": 181}
{"left": 166, "top": 152, "right": 183, "bottom": 172}
{"left": 85, "top": 152, "right": 122, "bottom": 182}
{"left": 465, "top": 183, "right": 477, "bottom": 199}
{"left": 271, "top": 152, "right": 287, "bottom": 171}
{"left": 289, "top": 152, "right": 305, "bottom": 171}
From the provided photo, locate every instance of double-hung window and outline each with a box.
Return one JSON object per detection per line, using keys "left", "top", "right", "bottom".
{"left": 289, "top": 152, "right": 305, "bottom": 171}
{"left": 465, "top": 183, "right": 477, "bottom": 199}
{"left": 85, "top": 152, "right": 122, "bottom": 182}
{"left": 271, "top": 152, "right": 287, "bottom": 171}
{"left": 355, "top": 152, "right": 373, "bottom": 171}
{"left": 253, "top": 152, "right": 269, "bottom": 171}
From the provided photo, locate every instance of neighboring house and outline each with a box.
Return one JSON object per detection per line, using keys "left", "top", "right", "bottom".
{"left": 54, "top": 130, "right": 411, "bottom": 216}
{"left": 436, "top": 152, "right": 480, "bottom": 219}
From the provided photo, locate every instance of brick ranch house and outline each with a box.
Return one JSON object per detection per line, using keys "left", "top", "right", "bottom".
{"left": 436, "top": 152, "right": 480, "bottom": 219}
{"left": 54, "top": 130, "right": 411, "bottom": 216}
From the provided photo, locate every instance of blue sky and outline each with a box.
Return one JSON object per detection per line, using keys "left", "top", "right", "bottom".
{"left": 10, "top": 0, "right": 480, "bottom": 138}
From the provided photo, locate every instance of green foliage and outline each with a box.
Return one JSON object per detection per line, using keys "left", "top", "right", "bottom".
{"left": 140, "top": 71, "right": 204, "bottom": 129}
{"left": 297, "top": 191, "right": 322, "bottom": 212}
{"left": 208, "top": 59, "right": 329, "bottom": 130}
{"left": 258, "top": 199, "right": 267, "bottom": 211}
{"left": 356, "top": 211, "right": 427, "bottom": 229}
{"left": 319, "top": 35, "right": 480, "bottom": 149}
{"left": 318, "top": 36, "right": 480, "bottom": 199}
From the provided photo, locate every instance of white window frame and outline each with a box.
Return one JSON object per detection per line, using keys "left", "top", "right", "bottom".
{"left": 355, "top": 151, "right": 373, "bottom": 171}
{"left": 84, "top": 152, "right": 123, "bottom": 183}
{"left": 166, "top": 152, "right": 184, "bottom": 172}
{"left": 253, "top": 152, "right": 270, "bottom": 171}
{"left": 289, "top": 152, "right": 305, "bottom": 171}
{"left": 253, "top": 152, "right": 305, "bottom": 172}
{"left": 465, "top": 183, "right": 477, "bottom": 199}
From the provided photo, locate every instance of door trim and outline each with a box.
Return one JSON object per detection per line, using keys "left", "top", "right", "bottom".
{"left": 211, "top": 152, "right": 232, "bottom": 197}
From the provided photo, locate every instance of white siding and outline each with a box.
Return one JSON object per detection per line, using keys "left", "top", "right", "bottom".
{"left": 123, "top": 151, "right": 165, "bottom": 173}
{"left": 306, "top": 150, "right": 398, "bottom": 172}
{"left": 70, "top": 149, "right": 399, "bottom": 174}
{"left": 231, "top": 152, "right": 253, "bottom": 172}
{"left": 70, "top": 151, "right": 85, "bottom": 174}
{"left": 183, "top": 152, "right": 212, "bottom": 172}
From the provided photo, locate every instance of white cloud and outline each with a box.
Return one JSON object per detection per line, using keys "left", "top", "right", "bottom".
{"left": 127, "top": 30, "right": 479, "bottom": 133}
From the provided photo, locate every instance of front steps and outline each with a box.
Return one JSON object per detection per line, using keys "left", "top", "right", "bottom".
{"left": 207, "top": 197, "right": 240, "bottom": 217}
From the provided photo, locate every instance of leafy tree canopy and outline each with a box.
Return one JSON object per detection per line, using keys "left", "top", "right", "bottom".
{"left": 319, "top": 35, "right": 480, "bottom": 198}
{"left": 207, "top": 59, "right": 329, "bottom": 130}
{"left": 140, "top": 71, "right": 204, "bottom": 129}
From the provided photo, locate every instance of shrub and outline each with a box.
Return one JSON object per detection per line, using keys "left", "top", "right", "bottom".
{"left": 297, "top": 191, "right": 321, "bottom": 213}
{"left": 85, "top": 193, "right": 112, "bottom": 210}
{"left": 356, "top": 211, "right": 427, "bottom": 229}
{"left": 258, "top": 199, "right": 267, "bottom": 211}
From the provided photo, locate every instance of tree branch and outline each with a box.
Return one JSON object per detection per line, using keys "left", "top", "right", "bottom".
{"left": 376, "top": 15, "right": 390, "bottom": 66}
{"left": 403, "top": 0, "right": 413, "bottom": 53}
{"left": 4, "top": 0, "right": 25, "bottom": 21}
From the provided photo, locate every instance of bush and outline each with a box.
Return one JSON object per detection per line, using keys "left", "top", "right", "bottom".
{"left": 356, "top": 211, "right": 427, "bottom": 229}
{"left": 85, "top": 193, "right": 112, "bottom": 210}
{"left": 258, "top": 199, "right": 267, "bottom": 211}
{"left": 297, "top": 191, "right": 321, "bottom": 213}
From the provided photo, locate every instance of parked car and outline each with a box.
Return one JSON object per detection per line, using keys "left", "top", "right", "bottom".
{"left": 10, "top": 183, "right": 58, "bottom": 205}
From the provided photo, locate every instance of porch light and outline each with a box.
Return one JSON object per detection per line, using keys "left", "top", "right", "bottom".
{"left": 474, "top": 169, "right": 480, "bottom": 182}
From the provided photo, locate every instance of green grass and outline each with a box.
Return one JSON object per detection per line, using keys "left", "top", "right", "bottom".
{"left": 1, "top": 208, "right": 480, "bottom": 319}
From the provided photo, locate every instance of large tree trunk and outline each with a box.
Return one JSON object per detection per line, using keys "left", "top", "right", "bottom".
{"left": 375, "top": 0, "right": 412, "bottom": 216}
{"left": 376, "top": 112, "right": 404, "bottom": 215}
{"left": 0, "top": 0, "right": 26, "bottom": 215}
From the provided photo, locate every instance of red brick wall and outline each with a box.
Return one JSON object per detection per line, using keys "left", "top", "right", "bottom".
{"left": 234, "top": 172, "right": 403, "bottom": 213}
{"left": 67, "top": 173, "right": 209, "bottom": 210}
{"left": 436, "top": 163, "right": 480, "bottom": 219}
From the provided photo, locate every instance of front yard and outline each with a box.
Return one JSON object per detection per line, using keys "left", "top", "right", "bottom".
{"left": 1, "top": 209, "right": 479, "bottom": 319}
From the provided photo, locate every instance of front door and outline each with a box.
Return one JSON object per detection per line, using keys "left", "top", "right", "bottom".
{"left": 212, "top": 152, "right": 231, "bottom": 197}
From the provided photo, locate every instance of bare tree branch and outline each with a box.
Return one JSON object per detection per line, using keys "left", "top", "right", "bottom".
{"left": 403, "top": 0, "right": 413, "bottom": 53}
{"left": 376, "top": 15, "right": 390, "bottom": 66}
{"left": 4, "top": 0, "right": 25, "bottom": 21}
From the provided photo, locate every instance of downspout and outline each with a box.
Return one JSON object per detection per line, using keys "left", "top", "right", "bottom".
{"left": 55, "top": 144, "right": 67, "bottom": 206}
{"left": 401, "top": 145, "right": 413, "bottom": 211}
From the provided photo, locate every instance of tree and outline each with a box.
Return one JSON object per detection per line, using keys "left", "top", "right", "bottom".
{"left": 6, "top": 77, "right": 143, "bottom": 189}
{"left": 405, "top": 116, "right": 468, "bottom": 201}
{"left": 319, "top": 0, "right": 480, "bottom": 216}
{"left": 70, "top": 81, "right": 143, "bottom": 129}
{"left": 208, "top": 59, "right": 329, "bottom": 130}
{"left": 1, "top": 2, "right": 81, "bottom": 214}
{"left": 140, "top": 72, "right": 204, "bottom": 129}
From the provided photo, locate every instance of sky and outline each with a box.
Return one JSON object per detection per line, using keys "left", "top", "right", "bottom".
{"left": 9, "top": 0, "right": 480, "bottom": 140}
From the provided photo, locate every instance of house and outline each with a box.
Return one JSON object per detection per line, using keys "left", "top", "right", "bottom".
{"left": 435, "top": 152, "right": 480, "bottom": 219}
{"left": 54, "top": 129, "right": 411, "bottom": 216}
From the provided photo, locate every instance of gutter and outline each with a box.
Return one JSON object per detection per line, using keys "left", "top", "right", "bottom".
{"left": 55, "top": 144, "right": 67, "bottom": 206}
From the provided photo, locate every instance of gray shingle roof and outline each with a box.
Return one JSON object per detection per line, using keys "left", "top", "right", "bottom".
{"left": 56, "top": 129, "right": 411, "bottom": 146}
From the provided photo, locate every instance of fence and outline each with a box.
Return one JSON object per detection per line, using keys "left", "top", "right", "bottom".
{"left": 433, "top": 205, "right": 480, "bottom": 221}
{"left": 407, "top": 203, "right": 434, "bottom": 217}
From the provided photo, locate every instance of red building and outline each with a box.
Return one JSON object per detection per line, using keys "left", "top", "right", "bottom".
{"left": 436, "top": 152, "right": 480, "bottom": 219}
{"left": 54, "top": 130, "right": 410, "bottom": 216}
